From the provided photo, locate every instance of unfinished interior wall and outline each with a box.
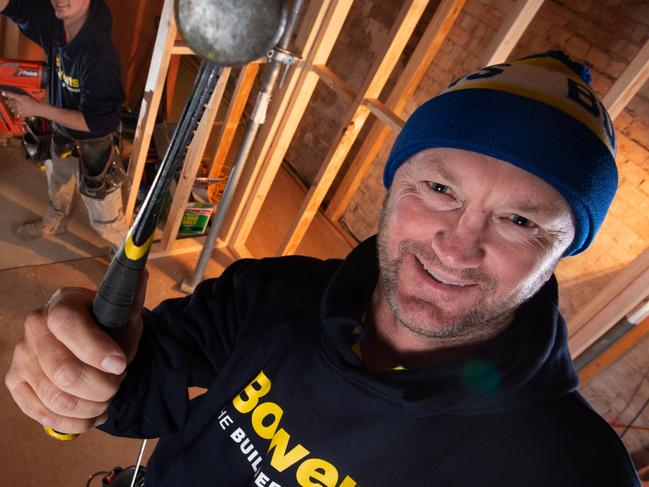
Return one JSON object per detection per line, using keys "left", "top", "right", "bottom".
{"left": 284, "top": 0, "right": 406, "bottom": 186}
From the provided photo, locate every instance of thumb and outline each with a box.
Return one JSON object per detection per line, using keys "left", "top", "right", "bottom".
{"left": 2, "top": 91, "right": 17, "bottom": 99}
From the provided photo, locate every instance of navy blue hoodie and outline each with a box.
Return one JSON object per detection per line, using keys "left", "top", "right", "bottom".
{"left": 2, "top": 0, "right": 124, "bottom": 139}
{"left": 100, "top": 238, "right": 640, "bottom": 486}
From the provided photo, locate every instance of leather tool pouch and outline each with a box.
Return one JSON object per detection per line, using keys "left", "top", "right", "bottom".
{"left": 77, "top": 134, "right": 131, "bottom": 199}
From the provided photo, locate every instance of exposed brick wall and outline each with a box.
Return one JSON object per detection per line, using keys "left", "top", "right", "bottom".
{"left": 284, "top": 0, "right": 405, "bottom": 186}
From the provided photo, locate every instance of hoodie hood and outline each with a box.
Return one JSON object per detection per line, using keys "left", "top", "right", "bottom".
{"left": 319, "top": 236, "right": 579, "bottom": 417}
{"left": 55, "top": 0, "right": 113, "bottom": 52}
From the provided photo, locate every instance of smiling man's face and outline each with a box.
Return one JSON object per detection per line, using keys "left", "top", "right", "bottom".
{"left": 376, "top": 148, "right": 575, "bottom": 343}
{"left": 50, "top": 0, "right": 90, "bottom": 21}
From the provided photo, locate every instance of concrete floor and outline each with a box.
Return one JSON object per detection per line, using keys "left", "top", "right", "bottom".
{"left": 0, "top": 145, "right": 112, "bottom": 270}
{"left": 0, "top": 142, "right": 352, "bottom": 486}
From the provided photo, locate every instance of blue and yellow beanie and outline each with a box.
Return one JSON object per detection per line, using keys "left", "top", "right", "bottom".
{"left": 383, "top": 51, "right": 617, "bottom": 256}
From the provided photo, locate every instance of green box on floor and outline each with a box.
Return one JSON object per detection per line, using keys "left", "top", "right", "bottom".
{"left": 178, "top": 202, "right": 215, "bottom": 236}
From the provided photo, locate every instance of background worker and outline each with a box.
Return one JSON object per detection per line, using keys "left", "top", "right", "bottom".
{"left": 0, "top": 0, "right": 128, "bottom": 250}
{"left": 4, "top": 51, "right": 641, "bottom": 485}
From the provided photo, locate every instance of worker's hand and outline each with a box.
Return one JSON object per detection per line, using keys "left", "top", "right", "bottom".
{"left": 2, "top": 91, "right": 44, "bottom": 118}
{"left": 4, "top": 272, "right": 148, "bottom": 435}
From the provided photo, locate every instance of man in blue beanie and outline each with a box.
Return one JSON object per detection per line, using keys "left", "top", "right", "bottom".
{"left": 5, "top": 51, "right": 641, "bottom": 486}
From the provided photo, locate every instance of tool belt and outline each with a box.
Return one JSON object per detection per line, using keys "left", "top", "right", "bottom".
{"left": 52, "top": 130, "right": 131, "bottom": 199}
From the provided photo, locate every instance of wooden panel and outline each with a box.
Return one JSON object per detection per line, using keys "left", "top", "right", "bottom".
{"left": 124, "top": 0, "right": 177, "bottom": 222}
{"left": 603, "top": 37, "right": 649, "bottom": 120}
{"left": 278, "top": 0, "right": 430, "bottom": 255}
{"left": 207, "top": 63, "right": 260, "bottom": 203}
{"left": 480, "top": 0, "right": 544, "bottom": 66}
{"left": 160, "top": 67, "right": 231, "bottom": 250}
{"left": 569, "top": 248, "right": 649, "bottom": 358}
{"left": 224, "top": 0, "right": 353, "bottom": 254}
{"left": 325, "top": 0, "right": 465, "bottom": 222}
{"left": 579, "top": 315, "right": 649, "bottom": 384}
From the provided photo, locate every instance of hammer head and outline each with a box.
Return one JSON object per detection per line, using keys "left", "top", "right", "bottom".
{"left": 176, "top": 0, "right": 288, "bottom": 66}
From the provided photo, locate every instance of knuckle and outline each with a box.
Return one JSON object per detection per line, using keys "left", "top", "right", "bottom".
{"left": 48, "top": 388, "right": 79, "bottom": 415}
{"left": 52, "top": 362, "right": 87, "bottom": 390}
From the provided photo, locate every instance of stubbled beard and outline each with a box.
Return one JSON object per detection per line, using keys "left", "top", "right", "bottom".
{"left": 376, "top": 203, "right": 552, "bottom": 341}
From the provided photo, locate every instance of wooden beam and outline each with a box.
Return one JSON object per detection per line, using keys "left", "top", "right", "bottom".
{"left": 312, "top": 64, "right": 356, "bottom": 103}
{"left": 603, "top": 37, "right": 649, "bottom": 120}
{"left": 207, "top": 63, "right": 260, "bottom": 203}
{"left": 579, "top": 315, "right": 649, "bottom": 384}
{"left": 224, "top": 0, "right": 353, "bottom": 255}
{"left": 325, "top": 0, "right": 465, "bottom": 223}
{"left": 278, "top": 0, "right": 429, "bottom": 255}
{"left": 149, "top": 234, "right": 230, "bottom": 259}
{"left": 569, "top": 248, "right": 649, "bottom": 358}
{"left": 171, "top": 40, "right": 196, "bottom": 55}
{"left": 364, "top": 98, "right": 405, "bottom": 132}
{"left": 480, "top": 0, "right": 544, "bottom": 66}
{"left": 159, "top": 68, "right": 231, "bottom": 250}
{"left": 124, "top": 0, "right": 177, "bottom": 222}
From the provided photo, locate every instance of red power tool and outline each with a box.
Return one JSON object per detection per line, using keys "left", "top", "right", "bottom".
{"left": 0, "top": 57, "right": 49, "bottom": 135}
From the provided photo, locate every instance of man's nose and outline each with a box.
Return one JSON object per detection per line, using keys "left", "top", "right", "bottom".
{"left": 430, "top": 211, "right": 486, "bottom": 269}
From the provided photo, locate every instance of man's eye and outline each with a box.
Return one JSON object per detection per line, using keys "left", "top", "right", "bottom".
{"left": 428, "top": 182, "right": 450, "bottom": 193}
{"left": 511, "top": 215, "right": 535, "bottom": 227}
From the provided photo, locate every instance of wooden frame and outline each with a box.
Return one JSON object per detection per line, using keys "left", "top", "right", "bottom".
{"left": 479, "top": 0, "right": 545, "bottom": 65}
{"left": 569, "top": 248, "right": 649, "bottom": 358}
{"left": 224, "top": 0, "right": 355, "bottom": 257}
{"left": 326, "top": 0, "right": 465, "bottom": 223}
{"left": 207, "top": 63, "right": 260, "bottom": 203}
{"left": 603, "top": 37, "right": 649, "bottom": 120}
{"left": 226, "top": 0, "right": 468, "bottom": 257}
{"left": 125, "top": 0, "right": 179, "bottom": 222}
{"left": 277, "top": 0, "right": 430, "bottom": 255}
{"left": 124, "top": 0, "right": 260, "bottom": 254}
{"left": 159, "top": 68, "right": 232, "bottom": 250}
{"left": 579, "top": 314, "right": 649, "bottom": 384}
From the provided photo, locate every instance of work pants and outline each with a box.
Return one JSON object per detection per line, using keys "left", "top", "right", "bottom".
{"left": 45, "top": 141, "right": 128, "bottom": 248}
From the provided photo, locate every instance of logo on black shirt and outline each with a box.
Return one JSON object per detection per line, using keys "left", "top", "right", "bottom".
{"left": 55, "top": 53, "right": 80, "bottom": 93}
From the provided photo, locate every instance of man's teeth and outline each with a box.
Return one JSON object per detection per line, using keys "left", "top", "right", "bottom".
{"left": 424, "top": 267, "right": 470, "bottom": 287}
